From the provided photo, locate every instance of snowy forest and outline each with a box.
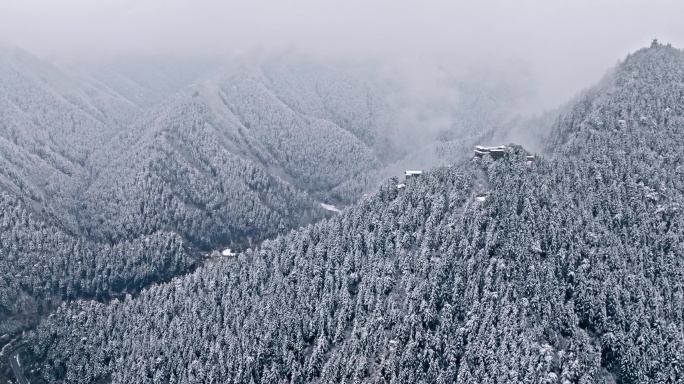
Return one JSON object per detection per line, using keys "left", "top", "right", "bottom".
{"left": 1, "top": 38, "right": 684, "bottom": 383}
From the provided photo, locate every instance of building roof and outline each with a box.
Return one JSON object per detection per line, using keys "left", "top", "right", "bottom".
{"left": 476, "top": 145, "right": 506, "bottom": 151}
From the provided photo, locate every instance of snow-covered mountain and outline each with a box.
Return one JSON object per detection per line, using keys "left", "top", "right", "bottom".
{"left": 23, "top": 41, "right": 684, "bottom": 384}
{"left": 0, "top": 48, "right": 522, "bottom": 374}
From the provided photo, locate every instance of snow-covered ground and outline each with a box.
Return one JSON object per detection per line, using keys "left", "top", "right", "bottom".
{"left": 321, "top": 203, "right": 342, "bottom": 213}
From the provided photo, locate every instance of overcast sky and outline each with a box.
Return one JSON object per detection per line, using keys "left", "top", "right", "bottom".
{"left": 0, "top": 0, "right": 682, "bottom": 111}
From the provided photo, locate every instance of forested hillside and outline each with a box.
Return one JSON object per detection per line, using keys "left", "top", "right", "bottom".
{"left": 0, "top": 190, "right": 193, "bottom": 337}
{"left": 24, "top": 42, "right": 684, "bottom": 383}
{"left": 0, "top": 48, "right": 202, "bottom": 340}
{"left": 0, "top": 46, "right": 210, "bottom": 226}
{"left": 0, "top": 45, "right": 133, "bottom": 223}
{"left": 79, "top": 57, "right": 216, "bottom": 111}
{"left": 75, "top": 61, "right": 386, "bottom": 250}
{"left": 0, "top": 46, "right": 518, "bottom": 360}
{"left": 75, "top": 58, "right": 509, "bottom": 251}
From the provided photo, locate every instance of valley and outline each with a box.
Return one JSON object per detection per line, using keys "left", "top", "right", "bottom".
{"left": 2, "top": 35, "right": 684, "bottom": 383}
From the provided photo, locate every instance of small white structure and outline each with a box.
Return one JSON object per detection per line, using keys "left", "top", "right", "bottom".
{"left": 222, "top": 248, "right": 236, "bottom": 256}
{"left": 321, "top": 203, "right": 342, "bottom": 213}
{"left": 397, "top": 183, "right": 406, "bottom": 189}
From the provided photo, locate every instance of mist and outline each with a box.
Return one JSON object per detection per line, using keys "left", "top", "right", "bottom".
{"left": 1, "top": 0, "right": 683, "bottom": 113}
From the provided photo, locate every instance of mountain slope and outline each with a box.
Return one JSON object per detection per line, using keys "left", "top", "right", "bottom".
{"left": 76, "top": 61, "right": 390, "bottom": 250}
{"left": 0, "top": 46, "right": 147, "bottom": 231}
{"left": 82, "top": 88, "right": 323, "bottom": 249}
{"left": 0, "top": 52, "right": 219, "bottom": 341}
{"left": 0, "top": 189, "right": 195, "bottom": 338}
{"left": 0, "top": 45, "right": 142, "bottom": 162}
{"left": 0, "top": 51, "right": 516, "bottom": 347}
{"left": 78, "top": 57, "right": 217, "bottom": 111}
{"left": 24, "top": 43, "right": 684, "bottom": 383}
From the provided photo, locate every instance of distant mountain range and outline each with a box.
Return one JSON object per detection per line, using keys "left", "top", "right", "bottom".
{"left": 15, "top": 42, "right": 684, "bottom": 383}
{"left": 0, "top": 44, "right": 511, "bottom": 353}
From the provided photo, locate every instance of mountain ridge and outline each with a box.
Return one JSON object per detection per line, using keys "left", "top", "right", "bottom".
{"left": 22, "top": 43, "right": 684, "bottom": 383}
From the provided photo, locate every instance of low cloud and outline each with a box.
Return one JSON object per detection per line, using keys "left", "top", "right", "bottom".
{"left": 1, "top": 0, "right": 683, "bottom": 113}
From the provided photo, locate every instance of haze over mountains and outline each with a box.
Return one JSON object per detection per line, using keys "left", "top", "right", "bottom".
{"left": 0, "top": 37, "right": 680, "bottom": 383}
{"left": 0, "top": 41, "right": 523, "bottom": 351}
{"left": 2, "top": 1, "right": 684, "bottom": 384}
{"left": 2, "top": 1, "right": 684, "bottom": 380}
